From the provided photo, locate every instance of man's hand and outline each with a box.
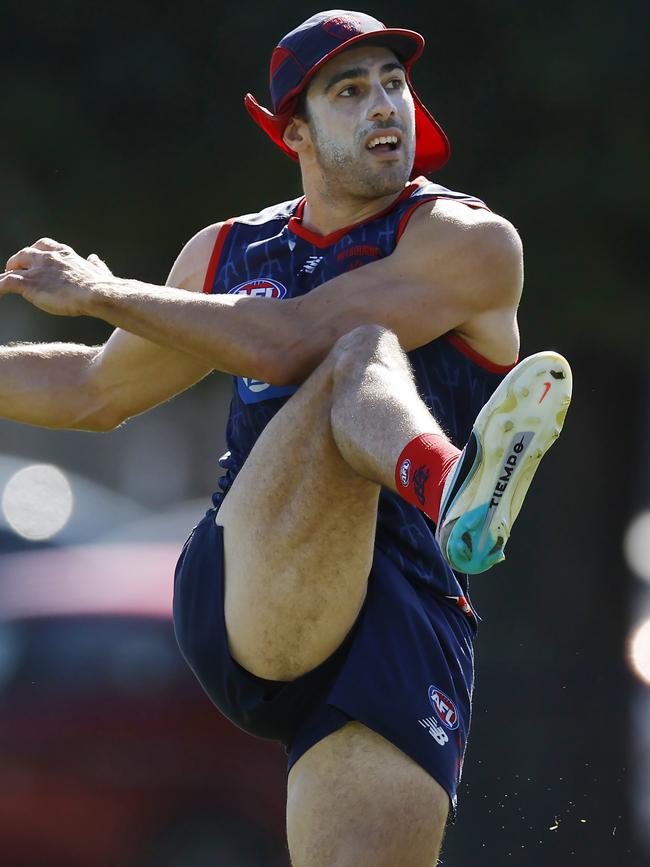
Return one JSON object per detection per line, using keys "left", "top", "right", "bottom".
{"left": 0, "top": 238, "right": 114, "bottom": 317}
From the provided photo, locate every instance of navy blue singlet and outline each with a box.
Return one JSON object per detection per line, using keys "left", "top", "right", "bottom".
{"left": 202, "top": 176, "right": 514, "bottom": 615}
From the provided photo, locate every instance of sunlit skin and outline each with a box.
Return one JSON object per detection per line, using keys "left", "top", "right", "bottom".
{"left": 283, "top": 46, "right": 417, "bottom": 236}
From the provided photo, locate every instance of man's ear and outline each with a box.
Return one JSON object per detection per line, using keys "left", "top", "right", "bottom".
{"left": 283, "top": 117, "right": 310, "bottom": 155}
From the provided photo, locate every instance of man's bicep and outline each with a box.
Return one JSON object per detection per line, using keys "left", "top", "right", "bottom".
{"left": 89, "top": 328, "right": 214, "bottom": 428}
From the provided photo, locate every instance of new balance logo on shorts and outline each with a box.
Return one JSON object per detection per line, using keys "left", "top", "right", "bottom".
{"left": 418, "top": 716, "right": 449, "bottom": 746}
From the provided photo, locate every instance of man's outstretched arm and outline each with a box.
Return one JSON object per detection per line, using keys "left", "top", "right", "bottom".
{"left": 0, "top": 229, "right": 216, "bottom": 431}
{"left": 0, "top": 199, "right": 522, "bottom": 388}
{"left": 0, "top": 341, "right": 105, "bottom": 430}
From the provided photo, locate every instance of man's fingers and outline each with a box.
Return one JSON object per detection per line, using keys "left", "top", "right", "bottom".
{"left": 5, "top": 238, "right": 74, "bottom": 271}
{"left": 0, "top": 270, "right": 25, "bottom": 293}
{"left": 87, "top": 252, "right": 112, "bottom": 274}
{"left": 4, "top": 247, "right": 44, "bottom": 272}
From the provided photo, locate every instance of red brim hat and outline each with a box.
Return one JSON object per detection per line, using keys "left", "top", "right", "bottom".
{"left": 244, "top": 10, "right": 450, "bottom": 178}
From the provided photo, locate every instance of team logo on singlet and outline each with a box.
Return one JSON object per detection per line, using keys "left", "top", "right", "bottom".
{"left": 428, "top": 686, "right": 459, "bottom": 730}
{"left": 227, "top": 278, "right": 295, "bottom": 403}
{"left": 418, "top": 716, "right": 449, "bottom": 746}
{"left": 228, "top": 278, "right": 287, "bottom": 299}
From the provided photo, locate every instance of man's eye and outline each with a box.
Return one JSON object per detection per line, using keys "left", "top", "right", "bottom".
{"left": 386, "top": 78, "right": 405, "bottom": 90}
{"left": 338, "top": 85, "right": 358, "bottom": 97}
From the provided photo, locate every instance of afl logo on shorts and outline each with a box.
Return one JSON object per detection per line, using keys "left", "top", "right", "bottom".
{"left": 428, "top": 686, "right": 459, "bottom": 730}
{"left": 228, "top": 278, "right": 287, "bottom": 299}
{"left": 399, "top": 458, "right": 411, "bottom": 487}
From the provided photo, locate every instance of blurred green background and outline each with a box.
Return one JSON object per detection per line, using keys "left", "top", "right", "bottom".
{"left": 0, "top": 1, "right": 648, "bottom": 865}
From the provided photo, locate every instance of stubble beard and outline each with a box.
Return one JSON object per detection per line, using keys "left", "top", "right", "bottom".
{"left": 309, "top": 118, "right": 415, "bottom": 201}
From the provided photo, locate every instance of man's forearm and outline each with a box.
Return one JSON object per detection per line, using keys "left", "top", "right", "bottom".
{"left": 0, "top": 343, "right": 105, "bottom": 430}
{"left": 3, "top": 250, "right": 372, "bottom": 386}
{"left": 4, "top": 240, "right": 441, "bottom": 386}
{"left": 87, "top": 279, "right": 307, "bottom": 383}
{"left": 86, "top": 257, "right": 408, "bottom": 385}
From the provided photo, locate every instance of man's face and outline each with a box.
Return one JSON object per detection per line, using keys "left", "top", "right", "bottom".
{"left": 297, "top": 45, "right": 416, "bottom": 199}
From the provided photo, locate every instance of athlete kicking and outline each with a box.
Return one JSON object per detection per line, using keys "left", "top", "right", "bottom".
{"left": 0, "top": 11, "right": 571, "bottom": 866}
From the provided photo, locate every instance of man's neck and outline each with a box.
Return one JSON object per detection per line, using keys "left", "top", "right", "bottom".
{"left": 299, "top": 182, "right": 407, "bottom": 237}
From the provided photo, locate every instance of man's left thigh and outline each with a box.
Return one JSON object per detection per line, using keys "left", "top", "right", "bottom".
{"left": 287, "top": 722, "right": 449, "bottom": 867}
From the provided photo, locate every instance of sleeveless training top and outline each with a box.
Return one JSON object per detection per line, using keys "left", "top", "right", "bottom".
{"left": 203, "top": 177, "right": 515, "bottom": 616}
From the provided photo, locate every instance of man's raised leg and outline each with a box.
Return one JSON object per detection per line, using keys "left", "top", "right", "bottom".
{"left": 216, "top": 324, "right": 442, "bottom": 681}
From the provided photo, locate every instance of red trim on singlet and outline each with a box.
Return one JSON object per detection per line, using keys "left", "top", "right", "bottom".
{"left": 396, "top": 197, "right": 435, "bottom": 242}
{"left": 202, "top": 219, "right": 236, "bottom": 294}
{"left": 396, "top": 195, "right": 491, "bottom": 243}
{"left": 287, "top": 179, "right": 428, "bottom": 248}
{"left": 444, "top": 332, "right": 518, "bottom": 374}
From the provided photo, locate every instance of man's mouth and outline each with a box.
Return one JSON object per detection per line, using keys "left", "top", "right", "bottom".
{"left": 365, "top": 130, "right": 402, "bottom": 154}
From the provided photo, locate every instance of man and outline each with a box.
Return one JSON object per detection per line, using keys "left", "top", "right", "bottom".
{"left": 0, "top": 10, "right": 571, "bottom": 866}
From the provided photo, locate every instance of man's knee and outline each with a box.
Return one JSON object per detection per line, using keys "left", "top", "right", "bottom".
{"left": 328, "top": 324, "right": 409, "bottom": 396}
{"left": 330, "top": 323, "right": 400, "bottom": 368}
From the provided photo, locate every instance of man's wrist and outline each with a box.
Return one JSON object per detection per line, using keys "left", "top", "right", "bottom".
{"left": 85, "top": 277, "right": 137, "bottom": 318}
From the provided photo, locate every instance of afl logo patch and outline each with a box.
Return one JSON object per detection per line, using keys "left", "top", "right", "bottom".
{"left": 399, "top": 458, "right": 411, "bottom": 487}
{"left": 228, "top": 278, "right": 287, "bottom": 299}
{"left": 428, "top": 686, "right": 459, "bottom": 731}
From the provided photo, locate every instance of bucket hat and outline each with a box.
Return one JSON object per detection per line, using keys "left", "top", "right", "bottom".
{"left": 244, "top": 10, "right": 450, "bottom": 176}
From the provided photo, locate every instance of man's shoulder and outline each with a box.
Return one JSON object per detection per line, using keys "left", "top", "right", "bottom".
{"left": 393, "top": 190, "right": 523, "bottom": 310}
{"left": 171, "top": 195, "right": 302, "bottom": 292}
{"left": 394, "top": 177, "right": 520, "bottom": 259}
{"left": 400, "top": 191, "right": 520, "bottom": 262}
{"left": 188, "top": 195, "right": 303, "bottom": 251}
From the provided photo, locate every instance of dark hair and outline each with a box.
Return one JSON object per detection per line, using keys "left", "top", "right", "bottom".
{"left": 293, "top": 87, "right": 311, "bottom": 123}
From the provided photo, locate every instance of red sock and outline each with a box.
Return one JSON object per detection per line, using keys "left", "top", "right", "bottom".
{"left": 395, "top": 433, "right": 461, "bottom": 524}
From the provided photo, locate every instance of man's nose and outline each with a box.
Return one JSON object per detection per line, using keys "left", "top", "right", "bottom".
{"left": 366, "top": 83, "right": 397, "bottom": 121}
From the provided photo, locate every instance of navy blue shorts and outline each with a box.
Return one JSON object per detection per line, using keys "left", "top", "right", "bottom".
{"left": 173, "top": 507, "right": 476, "bottom": 811}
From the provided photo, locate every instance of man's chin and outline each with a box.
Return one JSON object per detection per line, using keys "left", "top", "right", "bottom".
{"left": 314, "top": 147, "right": 413, "bottom": 198}
{"left": 361, "top": 164, "right": 412, "bottom": 197}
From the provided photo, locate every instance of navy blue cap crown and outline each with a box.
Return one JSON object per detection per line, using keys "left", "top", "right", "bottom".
{"left": 269, "top": 10, "right": 423, "bottom": 113}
